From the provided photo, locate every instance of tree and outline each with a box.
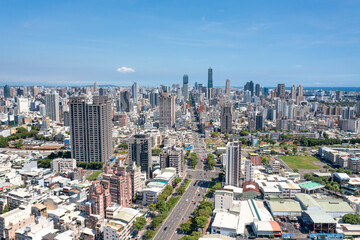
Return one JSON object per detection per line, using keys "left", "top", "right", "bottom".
{"left": 144, "top": 229, "right": 156, "bottom": 240}
{"left": 174, "top": 177, "right": 182, "bottom": 186}
{"left": 133, "top": 217, "right": 146, "bottom": 231}
{"left": 157, "top": 200, "right": 168, "bottom": 215}
{"left": 152, "top": 148, "right": 162, "bottom": 156}
{"left": 194, "top": 216, "right": 208, "bottom": 230}
{"left": 180, "top": 221, "right": 192, "bottom": 233}
{"left": 149, "top": 203, "right": 156, "bottom": 213}
{"left": 0, "top": 136, "right": 8, "bottom": 148}
{"left": 292, "top": 147, "right": 298, "bottom": 155}
{"left": 239, "top": 129, "right": 248, "bottom": 136}
{"left": 224, "top": 133, "right": 229, "bottom": 141}
{"left": 343, "top": 214, "right": 360, "bottom": 225}
{"left": 2, "top": 204, "right": 10, "bottom": 213}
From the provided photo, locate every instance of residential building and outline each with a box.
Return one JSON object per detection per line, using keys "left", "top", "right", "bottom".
{"left": 159, "top": 92, "right": 176, "bottom": 129}
{"left": 45, "top": 91, "right": 60, "bottom": 122}
{"left": 220, "top": 104, "right": 232, "bottom": 133}
{"left": 51, "top": 158, "right": 77, "bottom": 173}
{"left": 160, "top": 146, "right": 184, "bottom": 177}
{"left": 225, "top": 141, "right": 242, "bottom": 187}
{"left": 128, "top": 134, "right": 152, "bottom": 178}
{"left": 69, "top": 96, "right": 113, "bottom": 163}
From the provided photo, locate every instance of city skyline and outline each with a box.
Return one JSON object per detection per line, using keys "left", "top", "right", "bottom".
{"left": 1, "top": 0, "right": 360, "bottom": 87}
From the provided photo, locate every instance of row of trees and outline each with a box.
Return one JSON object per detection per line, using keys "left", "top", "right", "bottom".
{"left": 190, "top": 153, "right": 198, "bottom": 169}
{"left": 144, "top": 178, "right": 191, "bottom": 239}
{"left": 179, "top": 201, "right": 214, "bottom": 239}
{"left": 37, "top": 151, "right": 72, "bottom": 168}
{"left": 0, "top": 126, "right": 39, "bottom": 148}
{"left": 207, "top": 153, "right": 216, "bottom": 170}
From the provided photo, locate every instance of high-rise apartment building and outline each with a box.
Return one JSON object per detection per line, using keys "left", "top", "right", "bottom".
{"left": 277, "top": 83, "right": 286, "bottom": 98}
{"left": 45, "top": 91, "right": 60, "bottom": 122}
{"left": 183, "top": 74, "right": 189, "bottom": 101}
{"left": 102, "top": 167, "right": 132, "bottom": 207}
{"left": 225, "top": 79, "right": 230, "bottom": 94}
{"left": 159, "top": 92, "right": 175, "bottom": 129}
{"left": 225, "top": 141, "right": 242, "bottom": 187}
{"left": 244, "top": 81, "right": 254, "bottom": 96}
{"left": 160, "top": 146, "right": 184, "bottom": 177}
{"left": 244, "top": 160, "right": 254, "bottom": 182}
{"left": 291, "top": 84, "right": 296, "bottom": 99}
{"left": 255, "top": 114, "right": 264, "bottom": 130}
{"left": 220, "top": 104, "right": 232, "bottom": 133}
{"left": 87, "top": 180, "right": 111, "bottom": 218}
{"left": 69, "top": 96, "right": 113, "bottom": 163}
{"left": 132, "top": 82, "right": 138, "bottom": 103}
{"left": 128, "top": 134, "right": 152, "bottom": 178}
{"left": 128, "top": 163, "right": 145, "bottom": 197}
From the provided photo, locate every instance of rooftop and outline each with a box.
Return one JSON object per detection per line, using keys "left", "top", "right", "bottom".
{"left": 298, "top": 181, "right": 325, "bottom": 190}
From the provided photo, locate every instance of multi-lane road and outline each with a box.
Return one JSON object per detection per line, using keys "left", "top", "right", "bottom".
{"left": 153, "top": 128, "right": 220, "bottom": 240}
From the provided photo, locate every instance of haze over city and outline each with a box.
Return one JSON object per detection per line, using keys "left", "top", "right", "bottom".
{"left": 1, "top": 0, "right": 360, "bottom": 86}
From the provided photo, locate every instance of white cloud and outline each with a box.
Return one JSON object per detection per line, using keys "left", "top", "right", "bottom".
{"left": 116, "top": 67, "right": 135, "bottom": 73}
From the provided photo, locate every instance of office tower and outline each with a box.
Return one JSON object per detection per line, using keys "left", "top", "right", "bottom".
{"left": 277, "top": 83, "right": 286, "bottom": 98}
{"left": 291, "top": 84, "right": 296, "bottom": 99}
{"left": 87, "top": 180, "right": 111, "bottom": 218}
{"left": 225, "top": 141, "right": 242, "bottom": 187}
{"left": 207, "top": 68, "right": 213, "bottom": 99}
{"left": 118, "top": 91, "right": 130, "bottom": 112}
{"left": 244, "top": 90, "right": 251, "bottom": 103}
{"left": 263, "top": 87, "right": 269, "bottom": 96}
{"left": 39, "top": 104, "right": 46, "bottom": 116}
{"left": 102, "top": 167, "right": 132, "bottom": 207}
{"left": 244, "top": 81, "right": 254, "bottom": 96}
{"left": 69, "top": 96, "right": 113, "bottom": 163}
{"left": 31, "top": 86, "right": 39, "bottom": 97}
{"left": 220, "top": 104, "right": 232, "bottom": 133}
{"left": 183, "top": 74, "right": 189, "bottom": 101}
{"left": 4, "top": 85, "right": 10, "bottom": 99}
{"left": 45, "top": 91, "right": 60, "bottom": 122}
{"left": 132, "top": 82, "right": 138, "bottom": 103}
{"left": 255, "top": 83, "right": 261, "bottom": 97}
{"left": 150, "top": 90, "right": 159, "bottom": 108}
{"left": 245, "top": 160, "right": 254, "bottom": 182}
{"left": 63, "top": 111, "right": 70, "bottom": 126}
{"left": 159, "top": 92, "right": 176, "bottom": 129}
{"left": 160, "top": 146, "right": 184, "bottom": 177}
{"left": 225, "top": 79, "right": 230, "bottom": 94}
{"left": 195, "top": 82, "right": 198, "bottom": 90}
{"left": 128, "top": 163, "right": 145, "bottom": 197}
{"left": 93, "top": 82, "right": 98, "bottom": 95}
{"left": 128, "top": 134, "right": 152, "bottom": 178}
{"left": 255, "top": 114, "right": 264, "bottom": 130}
{"left": 17, "top": 98, "right": 29, "bottom": 113}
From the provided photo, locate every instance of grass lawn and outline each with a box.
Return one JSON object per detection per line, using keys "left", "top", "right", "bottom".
{"left": 87, "top": 170, "right": 103, "bottom": 180}
{"left": 279, "top": 156, "right": 320, "bottom": 170}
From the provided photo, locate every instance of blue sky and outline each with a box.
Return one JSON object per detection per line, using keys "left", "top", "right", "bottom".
{"left": 1, "top": 0, "right": 360, "bottom": 87}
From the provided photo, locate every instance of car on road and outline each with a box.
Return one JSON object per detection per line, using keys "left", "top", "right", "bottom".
{"left": 164, "top": 227, "right": 167, "bottom": 231}
{"left": 194, "top": 202, "right": 196, "bottom": 205}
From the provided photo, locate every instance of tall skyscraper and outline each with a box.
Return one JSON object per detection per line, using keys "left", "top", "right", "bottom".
{"left": 159, "top": 92, "right": 176, "bottom": 129}
{"left": 277, "top": 83, "right": 286, "bottom": 98}
{"left": 69, "top": 96, "right": 113, "bottom": 163}
{"left": 255, "top": 83, "right": 261, "bottom": 97}
{"left": 225, "top": 79, "right": 230, "bottom": 94}
{"left": 132, "top": 82, "right": 138, "bottom": 103}
{"left": 4, "top": 85, "right": 10, "bottom": 99}
{"left": 31, "top": 86, "right": 39, "bottom": 97}
{"left": 118, "top": 91, "right": 130, "bottom": 112}
{"left": 150, "top": 89, "right": 159, "bottom": 108}
{"left": 128, "top": 134, "right": 152, "bottom": 178}
{"left": 93, "top": 82, "right": 98, "bottom": 95}
{"left": 220, "top": 104, "right": 232, "bottom": 133}
{"left": 183, "top": 74, "right": 189, "bottom": 101}
{"left": 45, "top": 91, "right": 60, "bottom": 122}
{"left": 225, "top": 141, "right": 242, "bottom": 187}
{"left": 291, "top": 84, "right": 296, "bottom": 99}
{"left": 207, "top": 68, "right": 213, "bottom": 99}
{"left": 244, "top": 81, "right": 254, "bottom": 96}
{"left": 255, "top": 114, "right": 264, "bottom": 130}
